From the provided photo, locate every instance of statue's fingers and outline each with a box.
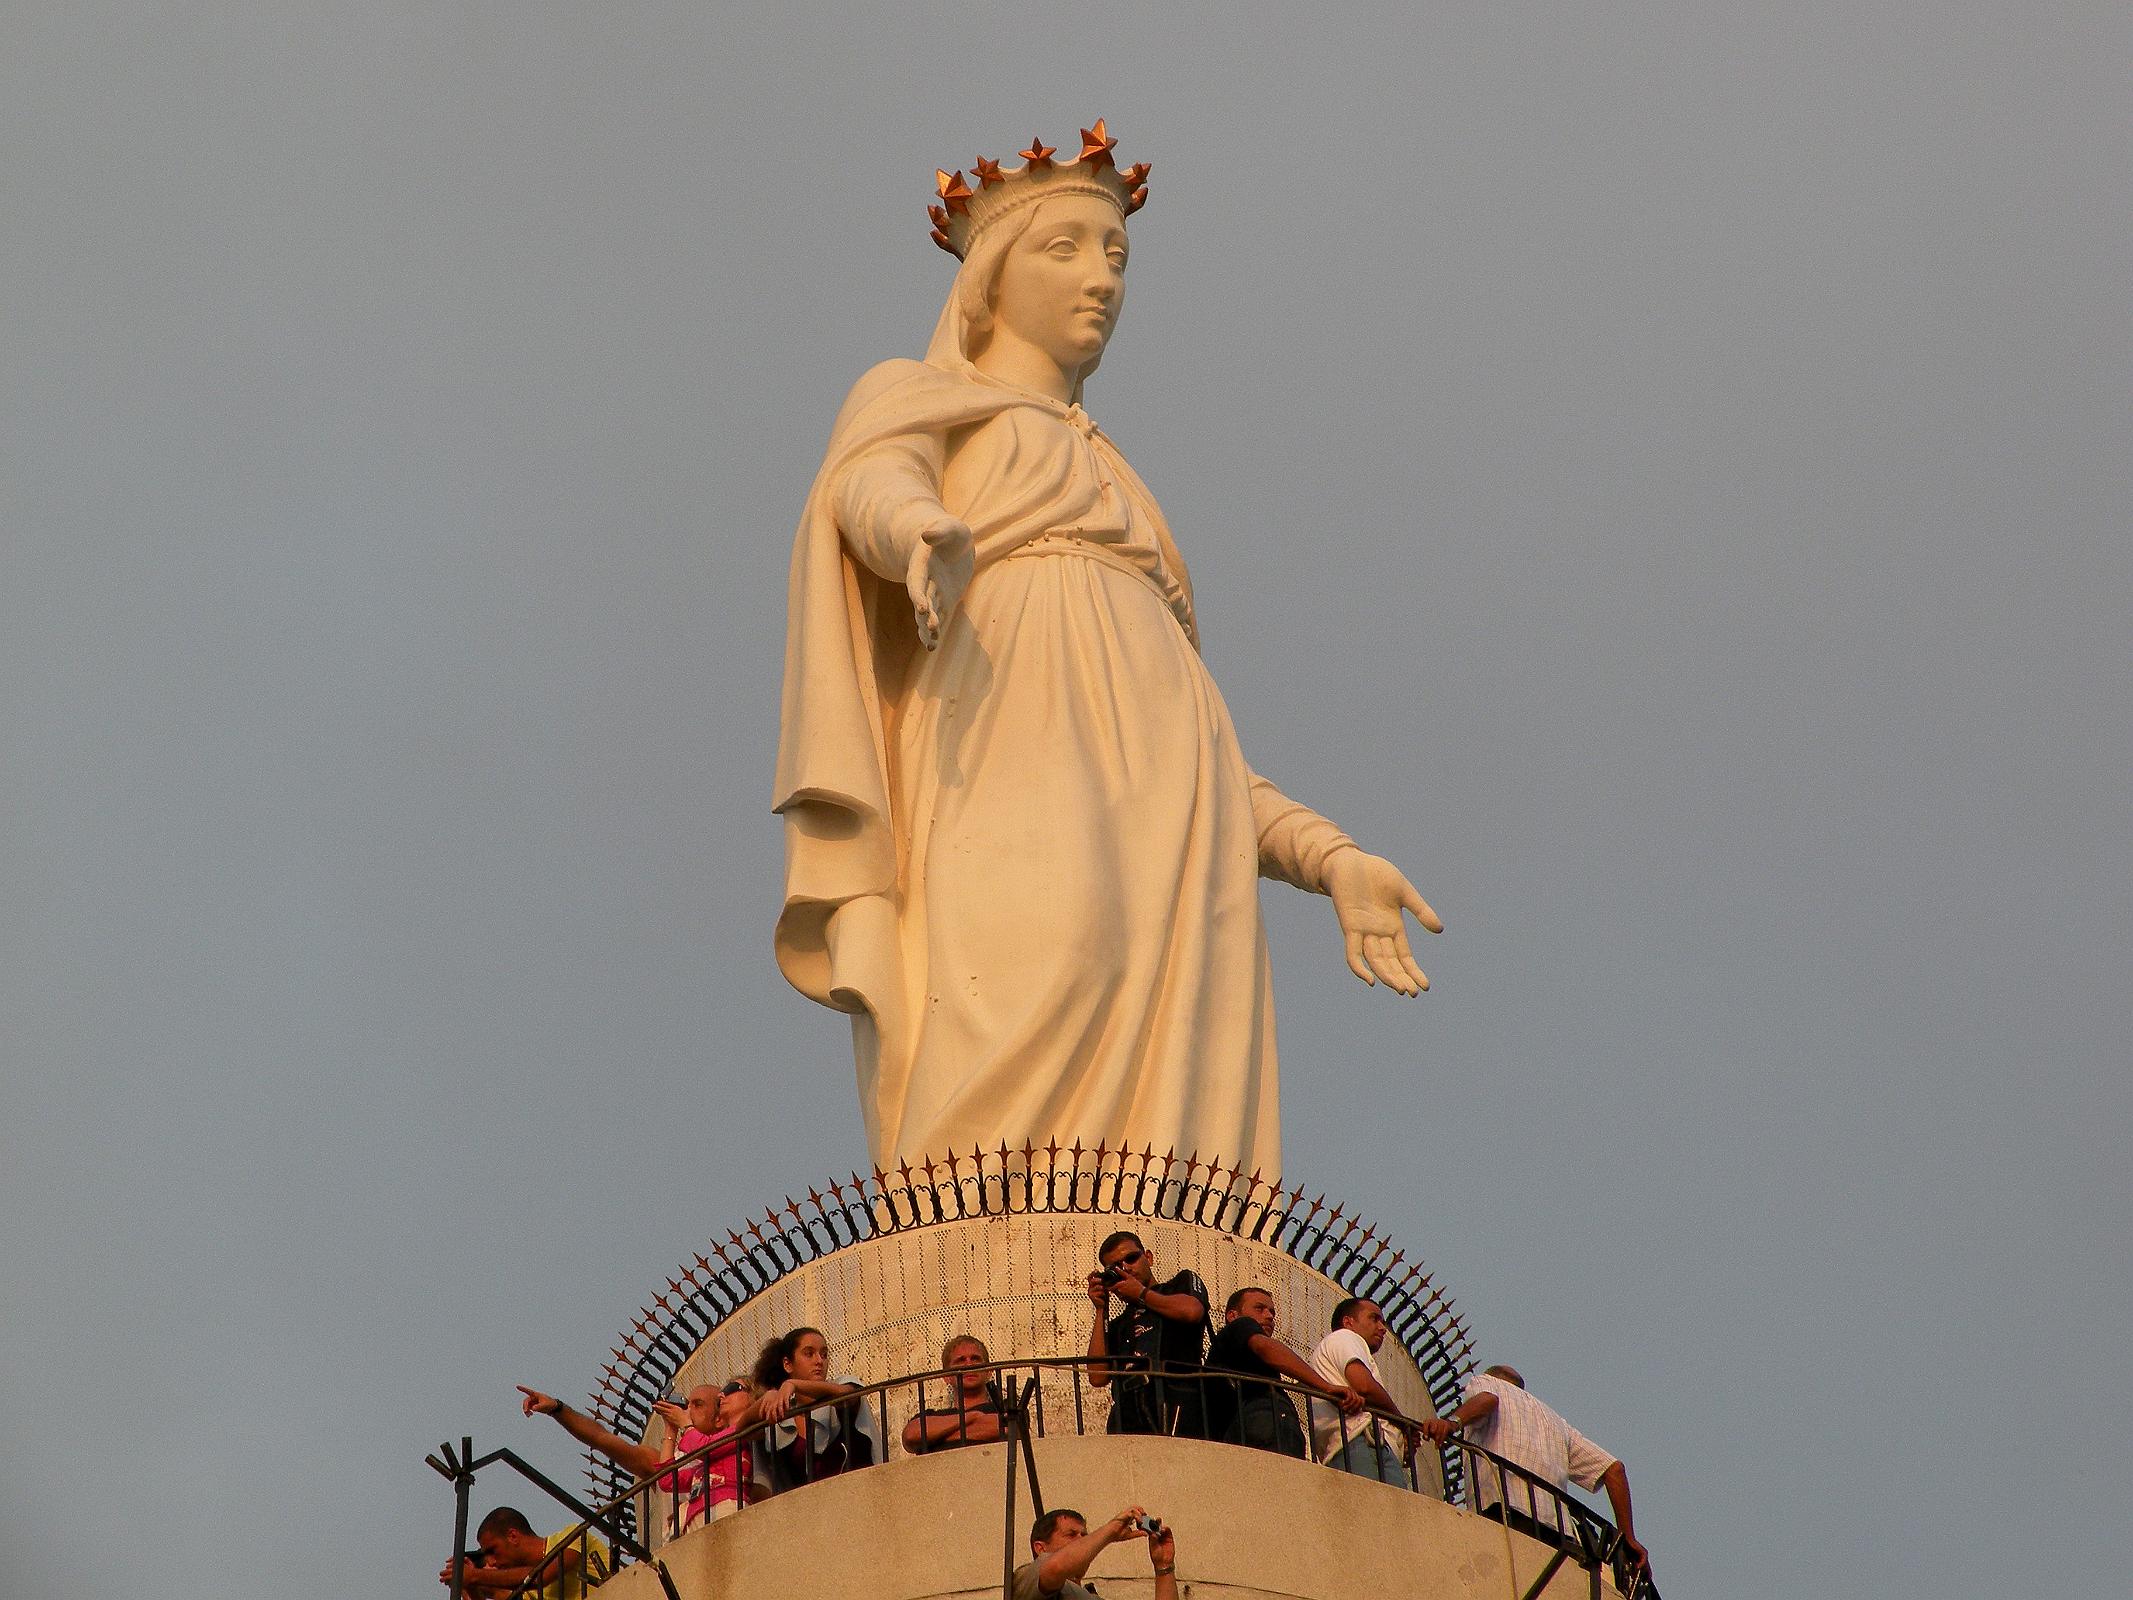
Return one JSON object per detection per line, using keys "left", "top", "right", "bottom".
{"left": 1365, "top": 936, "right": 1415, "bottom": 996}
{"left": 1344, "top": 929, "right": 1375, "bottom": 986}
{"left": 1390, "top": 928, "right": 1431, "bottom": 992}
{"left": 1400, "top": 880, "right": 1443, "bottom": 934}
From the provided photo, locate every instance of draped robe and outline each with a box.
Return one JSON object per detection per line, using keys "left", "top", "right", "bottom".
{"left": 774, "top": 355, "right": 1354, "bottom": 1171}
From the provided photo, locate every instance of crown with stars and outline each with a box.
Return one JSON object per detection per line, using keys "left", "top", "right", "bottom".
{"left": 927, "top": 119, "right": 1150, "bottom": 259}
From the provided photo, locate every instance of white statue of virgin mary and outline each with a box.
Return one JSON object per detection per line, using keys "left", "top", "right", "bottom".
{"left": 774, "top": 124, "right": 1440, "bottom": 1172}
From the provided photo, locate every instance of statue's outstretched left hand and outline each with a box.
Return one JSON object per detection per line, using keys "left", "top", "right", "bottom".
{"left": 1324, "top": 850, "right": 1441, "bottom": 997}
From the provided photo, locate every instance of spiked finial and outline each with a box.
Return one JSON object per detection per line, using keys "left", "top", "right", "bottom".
{"left": 1078, "top": 119, "right": 1118, "bottom": 167}
{"left": 1019, "top": 136, "right": 1056, "bottom": 168}
{"left": 974, "top": 155, "right": 1006, "bottom": 186}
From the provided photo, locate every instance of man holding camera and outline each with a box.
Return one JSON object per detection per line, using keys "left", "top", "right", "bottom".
{"left": 1085, "top": 1231, "right": 1210, "bottom": 1438}
{"left": 1012, "top": 1506, "right": 1179, "bottom": 1600}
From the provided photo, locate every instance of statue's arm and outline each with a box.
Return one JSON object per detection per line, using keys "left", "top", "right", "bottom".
{"left": 833, "top": 433, "right": 951, "bottom": 581}
{"left": 1248, "top": 770, "right": 1441, "bottom": 996}
{"left": 1247, "top": 772, "right": 1357, "bottom": 893}
{"left": 833, "top": 432, "right": 974, "bottom": 651}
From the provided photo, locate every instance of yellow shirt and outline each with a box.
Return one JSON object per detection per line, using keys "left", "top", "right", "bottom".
{"left": 532, "top": 1528, "right": 609, "bottom": 1600}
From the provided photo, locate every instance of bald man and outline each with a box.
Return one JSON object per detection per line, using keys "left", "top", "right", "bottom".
{"left": 1421, "top": 1364, "right": 1650, "bottom": 1580}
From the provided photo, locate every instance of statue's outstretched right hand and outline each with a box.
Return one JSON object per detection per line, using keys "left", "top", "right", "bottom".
{"left": 906, "top": 516, "right": 974, "bottom": 650}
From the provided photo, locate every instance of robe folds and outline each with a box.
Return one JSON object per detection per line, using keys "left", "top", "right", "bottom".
{"left": 775, "top": 357, "right": 1353, "bottom": 1171}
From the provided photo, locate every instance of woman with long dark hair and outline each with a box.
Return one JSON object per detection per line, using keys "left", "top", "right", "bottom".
{"left": 746, "top": 1327, "right": 881, "bottom": 1492}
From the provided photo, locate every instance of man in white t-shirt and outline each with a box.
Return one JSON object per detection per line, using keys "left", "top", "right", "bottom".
{"left": 1420, "top": 1364, "right": 1651, "bottom": 1581}
{"left": 1306, "top": 1296, "right": 1413, "bottom": 1486}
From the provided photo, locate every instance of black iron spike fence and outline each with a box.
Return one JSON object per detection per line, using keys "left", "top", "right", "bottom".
{"left": 580, "top": 1148, "right": 1474, "bottom": 1523}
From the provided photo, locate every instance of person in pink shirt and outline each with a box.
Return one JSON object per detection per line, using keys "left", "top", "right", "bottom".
{"left": 519, "top": 1378, "right": 762, "bottom": 1533}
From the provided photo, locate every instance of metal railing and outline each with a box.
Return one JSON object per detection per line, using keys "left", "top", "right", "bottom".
{"left": 432, "top": 1356, "right": 1653, "bottom": 1600}
{"left": 1445, "top": 1436, "right": 1656, "bottom": 1599}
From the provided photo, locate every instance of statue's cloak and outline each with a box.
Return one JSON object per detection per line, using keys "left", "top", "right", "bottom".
{"left": 773, "top": 356, "right": 1230, "bottom": 1164}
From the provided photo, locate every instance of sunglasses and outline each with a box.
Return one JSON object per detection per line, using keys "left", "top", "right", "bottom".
{"left": 1108, "top": 1249, "right": 1145, "bottom": 1268}
{"left": 719, "top": 1381, "right": 748, "bottom": 1396}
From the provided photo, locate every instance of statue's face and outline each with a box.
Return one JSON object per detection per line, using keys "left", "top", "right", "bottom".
{"left": 990, "top": 194, "right": 1128, "bottom": 373}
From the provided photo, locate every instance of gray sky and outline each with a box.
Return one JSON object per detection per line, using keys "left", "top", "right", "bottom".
{"left": 5, "top": 4, "right": 2127, "bottom": 1596}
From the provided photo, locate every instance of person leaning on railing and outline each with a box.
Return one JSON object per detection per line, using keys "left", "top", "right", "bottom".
{"left": 1419, "top": 1363, "right": 1652, "bottom": 1581}
{"left": 901, "top": 1333, "right": 1006, "bottom": 1452}
{"left": 1085, "top": 1229, "right": 1211, "bottom": 1438}
{"left": 1012, "top": 1506, "right": 1179, "bottom": 1600}
{"left": 1307, "top": 1296, "right": 1417, "bottom": 1485}
{"left": 439, "top": 1505, "right": 608, "bottom": 1600}
{"left": 517, "top": 1378, "right": 763, "bottom": 1530}
{"left": 1203, "top": 1286, "right": 1363, "bottom": 1456}
{"left": 748, "top": 1325, "right": 883, "bottom": 1491}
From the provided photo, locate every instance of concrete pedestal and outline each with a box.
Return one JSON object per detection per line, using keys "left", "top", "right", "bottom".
{"left": 567, "top": 1155, "right": 1547, "bottom": 1598}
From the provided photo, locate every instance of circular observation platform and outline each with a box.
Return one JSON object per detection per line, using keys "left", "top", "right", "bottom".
{"left": 432, "top": 1148, "right": 1660, "bottom": 1599}
{"left": 581, "top": 1147, "right": 1476, "bottom": 1526}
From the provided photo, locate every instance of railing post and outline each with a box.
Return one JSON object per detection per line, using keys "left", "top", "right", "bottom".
{"left": 1000, "top": 1376, "right": 1020, "bottom": 1600}
{"left": 1515, "top": 1547, "right": 1571, "bottom": 1600}
{"left": 447, "top": 1444, "right": 472, "bottom": 1600}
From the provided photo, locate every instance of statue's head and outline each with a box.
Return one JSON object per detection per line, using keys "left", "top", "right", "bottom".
{"left": 965, "top": 193, "right": 1127, "bottom": 370}
{"left": 922, "top": 122, "right": 1151, "bottom": 391}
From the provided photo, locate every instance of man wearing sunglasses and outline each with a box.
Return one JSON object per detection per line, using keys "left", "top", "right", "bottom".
{"left": 1085, "top": 1231, "right": 1210, "bottom": 1438}
{"left": 518, "top": 1377, "right": 764, "bottom": 1530}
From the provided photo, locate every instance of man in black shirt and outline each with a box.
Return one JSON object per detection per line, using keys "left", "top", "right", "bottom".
{"left": 1085, "top": 1231, "right": 1209, "bottom": 1438}
{"left": 1203, "top": 1286, "right": 1363, "bottom": 1458}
